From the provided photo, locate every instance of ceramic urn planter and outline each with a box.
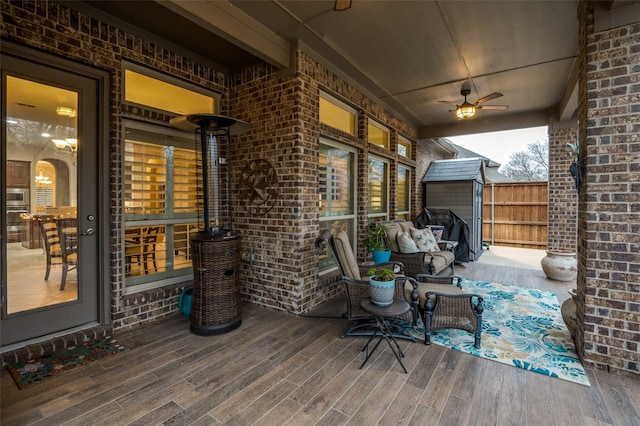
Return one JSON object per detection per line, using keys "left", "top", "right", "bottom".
{"left": 541, "top": 250, "right": 577, "bottom": 281}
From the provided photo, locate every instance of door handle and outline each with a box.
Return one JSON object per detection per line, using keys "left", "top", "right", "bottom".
{"left": 80, "top": 228, "right": 95, "bottom": 236}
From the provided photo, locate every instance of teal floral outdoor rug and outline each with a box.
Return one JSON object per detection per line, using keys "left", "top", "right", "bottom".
{"left": 407, "top": 279, "right": 590, "bottom": 386}
{"left": 6, "top": 337, "right": 125, "bottom": 390}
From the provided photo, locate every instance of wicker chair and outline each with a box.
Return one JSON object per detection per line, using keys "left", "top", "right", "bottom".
{"left": 315, "top": 229, "right": 419, "bottom": 340}
{"left": 415, "top": 274, "right": 484, "bottom": 348}
{"left": 375, "top": 221, "right": 456, "bottom": 277}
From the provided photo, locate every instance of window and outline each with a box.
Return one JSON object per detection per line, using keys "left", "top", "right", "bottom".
{"left": 123, "top": 121, "right": 200, "bottom": 291}
{"left": 368, "top": 119, "right": 389, "bottom": 149}
{"left": 368, "top": 155, "right": 389, "bottom": 222}
{"left": 398, "top": 165, "right": 411, "bottom": 220}
{"left": 318, "top": 140, "right": 356, "bottom": 271}
{"left": 398, "top": 135, "right": 411, "bottom": 158}
{"left": 319, "top": 92, "right": 357, "bottom": 136}
{"left": 123, "top": 62, "right": 218, "bottom": 115}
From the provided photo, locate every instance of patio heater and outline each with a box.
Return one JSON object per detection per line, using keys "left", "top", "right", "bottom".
{"left": 170, "top": 114, "right": 250, "bottom": 336}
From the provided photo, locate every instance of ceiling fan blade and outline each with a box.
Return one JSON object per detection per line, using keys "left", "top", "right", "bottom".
{"left": 477, "top": 105, "right": 509, "bottom": 111}
{"left": 475, "top": 92, "right": 503, "bottom": 105}
{"left": 438, "top": 100, "right": 459, "bottom": 105}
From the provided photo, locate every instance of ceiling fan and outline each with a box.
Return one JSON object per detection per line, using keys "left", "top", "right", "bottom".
{"left": 439, "top": 82, "right": 509, "bottom": 119}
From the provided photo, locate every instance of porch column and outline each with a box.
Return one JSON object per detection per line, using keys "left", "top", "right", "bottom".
{"left": 577, "top": 1, "right": 640, "bottom": 375}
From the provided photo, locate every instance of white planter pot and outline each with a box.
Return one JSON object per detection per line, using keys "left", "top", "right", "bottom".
{"left": 369, "top": 277, "right": 395, "bottom": 306}
{"left": 541, "top": 250, "right": 577, "bottom": 282}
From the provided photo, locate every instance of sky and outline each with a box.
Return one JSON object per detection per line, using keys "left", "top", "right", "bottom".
{"left": 446, "top": 126, "right": 548, "bottom": 166}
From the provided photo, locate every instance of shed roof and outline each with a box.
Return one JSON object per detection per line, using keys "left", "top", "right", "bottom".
{"left": 422, "top": 157, "right": 485, "bottom": 183}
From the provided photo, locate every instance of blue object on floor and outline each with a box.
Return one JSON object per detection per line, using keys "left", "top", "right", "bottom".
{"left": 179, "top": 288, "right": 192, "bottom": 318}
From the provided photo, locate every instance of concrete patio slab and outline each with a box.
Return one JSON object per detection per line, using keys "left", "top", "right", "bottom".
{"left": 476, "top": 245, "right": 547, "bottom": 270}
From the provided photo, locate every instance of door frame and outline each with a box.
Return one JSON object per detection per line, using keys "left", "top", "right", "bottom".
{"left": 1, "top": 41, "right": 111, "bottom": 343}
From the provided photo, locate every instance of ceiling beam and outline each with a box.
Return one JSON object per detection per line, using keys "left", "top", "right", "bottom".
{"left": 558, "top": 58, "right": 579, "bottom": 121}
{"left": 418, "top": 110, "right": 551, "bottom": 139}
{"left": 162, "top": 0, "right": 290, "bottom": 69}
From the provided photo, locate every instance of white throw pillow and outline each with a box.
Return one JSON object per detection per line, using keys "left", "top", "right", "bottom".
{"left": 411, "top": 227, "right": 440, "bottom": 253}
{"left": 397, "top": 231, "right": 418, "bottom": 253}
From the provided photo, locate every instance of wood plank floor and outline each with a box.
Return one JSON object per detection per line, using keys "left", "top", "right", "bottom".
{"left": 2, "top": 261, "right": 639, "bottom": 425}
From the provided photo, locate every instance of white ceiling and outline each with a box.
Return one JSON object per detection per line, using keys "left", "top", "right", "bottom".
{"left": 78, "top": 0, "right": 583, "bottom": 138}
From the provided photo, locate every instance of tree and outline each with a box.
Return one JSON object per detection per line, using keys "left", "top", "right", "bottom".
{"left": 500, "top": 140, "right": 549, "bottom": 181}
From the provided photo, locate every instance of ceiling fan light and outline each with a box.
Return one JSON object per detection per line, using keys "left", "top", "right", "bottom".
{"left": 334, "top": 0, "right": 352, "bottom": 11}
{"left": 456, "top": 103, "right": 476, "bottom": 119}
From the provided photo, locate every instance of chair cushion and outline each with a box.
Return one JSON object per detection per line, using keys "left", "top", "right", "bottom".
{"left": 397, "top": 231, "right": 418, "bottom": 253}
{"left": 411, "top": 227, "right": 440, "bottom": 252}
{"left": 382, "top": 222, "right": 403, "bottom": 252}
{"left": 429, "top": 254, "right": 449, "bottom": 275}
{"left": 334, "top": 231, "right": 361, "bottom": 280}
{"left": 398, "top": 221, "right": 413, "bottom": 233}
{"left": 408, "top": 282, "right": 465, "bottom": 308}
{"left": 432, "top": 250, "right": 455, "bottom": 265}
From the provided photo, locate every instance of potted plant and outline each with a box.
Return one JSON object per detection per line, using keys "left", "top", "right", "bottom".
{"left": 366, "top": 223, "right": 391, "bottom": 264}
{"left": 367, "top": 267, "right": 396, "bottom": 306}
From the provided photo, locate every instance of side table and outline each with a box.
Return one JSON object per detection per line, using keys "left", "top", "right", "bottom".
{"left": 359, "top": 298, "right": 411, "bottom": 373}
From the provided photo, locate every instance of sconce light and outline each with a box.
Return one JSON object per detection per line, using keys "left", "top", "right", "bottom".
{"left": 567, "top": 138, "right": 580, "bottom": 192}
{"left": 455, "top": 102, "right": 476, "bottom": 119}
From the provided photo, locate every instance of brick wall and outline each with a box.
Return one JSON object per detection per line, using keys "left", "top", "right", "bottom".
{"left": 547, "top": 124, "right": 578, "bottom": 252}
{"left": 578, "top": 1, "right": 640, "bottom": 376}
{"left": 228, "top": 50, "right": 421, "bottom": 313}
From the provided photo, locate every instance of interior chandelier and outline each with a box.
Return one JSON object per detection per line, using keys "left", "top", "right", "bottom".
{"left": 56, "top": 106, "right": 77, "bottom": 118}
{"left": 52, "top": 138, "right": 78, "bottom": 161}
{"left": 34, "top": 171, "right": 52, "bottom": 186}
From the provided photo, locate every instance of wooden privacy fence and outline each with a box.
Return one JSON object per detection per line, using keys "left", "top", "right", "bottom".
{"left": 483, "top": 182, "right": 547, "bottom": 249}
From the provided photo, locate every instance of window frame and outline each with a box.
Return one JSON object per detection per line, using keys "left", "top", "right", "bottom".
{"left": 122, "top": 61, "right": 220, "bottom": 116}
{"left": 122, "top": 119, "right": 200, "bottom": 293}
{"left": 318, "top": 138, "right": 357, "bottom": 274}
{"left": 319, "top": 91, "right": 358, "bottom": 136}
{"left": 367, "top": 154, "right": 390, "bottom": 222}
{"left": 398, "top": 135, "right": 411, "bottom": 158}
{"left": 367, "top": 118, "right": 390, "bottom": 149}
{"left": 397, "top": 164, "right": 411, "bottom": 220}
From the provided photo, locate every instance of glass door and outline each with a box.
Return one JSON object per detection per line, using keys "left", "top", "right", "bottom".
{"left": 1, "top": 52, "right": 101, "bottom": 346}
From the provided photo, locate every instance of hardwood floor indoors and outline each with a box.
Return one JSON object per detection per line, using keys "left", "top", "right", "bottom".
{"left": 2, "top": 251, "right": 639, "bottom": 425}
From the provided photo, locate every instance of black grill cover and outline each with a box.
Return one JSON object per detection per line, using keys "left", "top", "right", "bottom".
{"left": 413, "top": 208, "right": 472, "bottom": 262}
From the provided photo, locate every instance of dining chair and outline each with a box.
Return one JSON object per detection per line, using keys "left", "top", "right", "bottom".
{"left": 57, "top": 217, "right": 78, "bottom": 291}
{"left": 39, "top": 218, "right": 62, "bottom": 281}
{"left": 141, "top": 226, "right": 161, "bottom": 274}
{"left": 124, "top": 227, "right": 142, "bottom": 275}
{"left": 125, "top": 226, "right": 161, "bottom": 275}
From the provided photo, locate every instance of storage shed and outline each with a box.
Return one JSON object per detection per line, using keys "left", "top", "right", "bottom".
{"left": 422, "top": 158, "right": 485, "bottom": 261}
